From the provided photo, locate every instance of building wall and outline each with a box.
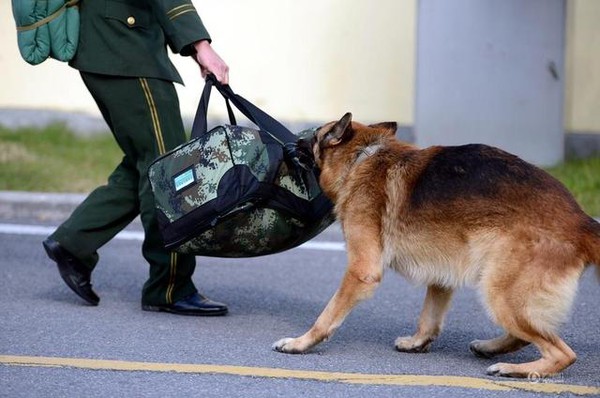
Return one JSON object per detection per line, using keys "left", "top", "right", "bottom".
{"left": 1, "top": 0, "right": 598, "bottom": 161}
{"left": 565, "top": 0, "right": 600, "bottom": 135}
{"left": 0, "top": 0, "right": 416, "bottom": 126}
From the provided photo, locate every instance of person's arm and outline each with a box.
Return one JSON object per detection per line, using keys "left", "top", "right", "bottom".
{"left": 150, "top": 0, "right": 229, "bottom": 84}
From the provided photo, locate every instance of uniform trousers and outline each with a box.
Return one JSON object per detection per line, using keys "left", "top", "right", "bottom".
{"left": 50, "top": 72, "right": 197, "bottom": 305}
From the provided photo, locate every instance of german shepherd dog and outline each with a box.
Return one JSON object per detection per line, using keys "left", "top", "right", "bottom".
{"left": 273, "top": 113, "right": 600, "bottom": 378}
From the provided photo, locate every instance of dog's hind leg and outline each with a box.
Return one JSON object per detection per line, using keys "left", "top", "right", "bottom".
{"left": 395, "top": 284, "right": 453, "bottom": 353}
{"left": 486, "top": 332, "right": 576, "bottom": 378}
{"left": 273, "top": 225, "right": 383, "bottom": 354}
{"left": 480, "top": 250, "right": 582, "bottom": 378}
{"left": 469, "top": 334, "right": 530, "bottom": 358}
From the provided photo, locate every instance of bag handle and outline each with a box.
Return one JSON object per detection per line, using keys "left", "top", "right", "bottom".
{"left": 191, "top": 77, "right": 225, "bottom": 138}
{"left": 191, "top": 75, "right": 297, "bottom": 145}
{"left": 191, "top": 75, "right": 316, "bottom": 170}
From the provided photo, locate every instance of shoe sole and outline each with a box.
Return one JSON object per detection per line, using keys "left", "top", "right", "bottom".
{"left": 141, "top": 304, "right": 228, "bottom": 316}
{"left": 43, "top": 240, "right": 100, "bottom": 306}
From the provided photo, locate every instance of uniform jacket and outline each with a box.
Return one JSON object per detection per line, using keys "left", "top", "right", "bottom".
{"left": 70, "top": 0, "right": 211, "bottom": 84}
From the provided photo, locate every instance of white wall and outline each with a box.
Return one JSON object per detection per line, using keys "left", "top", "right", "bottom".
{"left": 0, "top": 0, "right": 416, "bottom": 126}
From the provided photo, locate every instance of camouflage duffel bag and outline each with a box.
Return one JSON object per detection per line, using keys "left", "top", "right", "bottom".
{"left": 148, "top": 76, "right": 334, "bottom": 257}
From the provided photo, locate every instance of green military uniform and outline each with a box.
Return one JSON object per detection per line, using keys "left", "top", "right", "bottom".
{"left": 50, "top": 0, "right": 211, "bottom": 305}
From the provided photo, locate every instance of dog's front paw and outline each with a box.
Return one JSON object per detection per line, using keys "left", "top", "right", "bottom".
{"left": 395, "top": 335, "right": 433, "bottom": 353}
{"left": 272, "top": 337, "right": 305, "bottom": 354}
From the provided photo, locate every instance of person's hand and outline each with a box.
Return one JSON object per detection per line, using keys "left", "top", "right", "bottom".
{"left": 193, "top": 40, "right": 229, "bottom": 85}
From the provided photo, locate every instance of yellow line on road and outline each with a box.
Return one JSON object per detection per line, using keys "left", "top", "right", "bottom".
{"left": 1, "top": 355, "right": 598, "bottom": 395}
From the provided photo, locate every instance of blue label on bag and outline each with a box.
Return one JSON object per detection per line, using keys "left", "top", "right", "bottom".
{"left": 173, "top": 168, "right": 195, "bottom": 192}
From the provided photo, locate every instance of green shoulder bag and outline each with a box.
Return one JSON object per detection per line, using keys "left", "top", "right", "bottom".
{"left": 12, "top": 0, "right": 80, "bottom": 65}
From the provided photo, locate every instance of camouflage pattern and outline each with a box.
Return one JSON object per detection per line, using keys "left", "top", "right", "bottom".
{"left": 148, "top": 125, "right": 274, "bottom": 223}
{"left": 148, "top": 125, "right": 335, "bottom": 257}
{"left": 177, "top": 207, "right": 335, "bottom": 257}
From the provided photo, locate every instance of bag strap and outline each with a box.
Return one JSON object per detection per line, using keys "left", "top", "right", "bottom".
{"left": 192, "top": 77, "right": 235, "bottom": 137}
{"left": 191, "top": 75, "right": 297, "bottom": 145}
{"left": 16, "top": 0, "right": 80, "bottom": 32}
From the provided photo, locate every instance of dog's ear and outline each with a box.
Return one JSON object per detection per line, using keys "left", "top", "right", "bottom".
{"left": 369, "top": 122, "right": 397, "bottom": 137}
{"left": 323, "top": 112, "right": 353, "bottom": 147}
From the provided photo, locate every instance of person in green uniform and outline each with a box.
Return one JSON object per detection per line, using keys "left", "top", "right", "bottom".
{"left": 42, "top": 0, "right": 229, "bottom": 316}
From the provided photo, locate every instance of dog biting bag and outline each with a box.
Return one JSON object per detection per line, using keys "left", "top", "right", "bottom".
{"left": 11, "top": 0, "right": 80, "bottom": 65}
{"left": 148, "top": 76, "right": 334, "bottom": 257}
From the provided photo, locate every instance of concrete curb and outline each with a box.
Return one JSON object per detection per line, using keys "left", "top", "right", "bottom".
{"left": 0, "top": 191, "right": 87, "bottom": 204}
{"left": 0, "top": 191, "right": 88, "bottom": 223}
{"left": 0, "top": 190, "right": 147, "bottom": 229}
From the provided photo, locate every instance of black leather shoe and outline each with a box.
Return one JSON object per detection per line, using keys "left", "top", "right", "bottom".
{"left": 142, "top": 293, "right": 228, "bottom": 316}
{"left": 42, "top": 238, "right": 100, "bottom": 306}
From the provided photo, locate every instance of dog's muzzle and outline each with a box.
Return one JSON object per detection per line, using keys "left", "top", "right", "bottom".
{"left": 289, "top": 127, "right": 319, "bottom": 171}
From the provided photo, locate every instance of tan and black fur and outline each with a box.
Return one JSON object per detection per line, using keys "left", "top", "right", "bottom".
{"left": 273, "top": 112, "right": 600, "bottom": 378}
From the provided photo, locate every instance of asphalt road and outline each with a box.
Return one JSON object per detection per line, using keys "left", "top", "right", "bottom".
{"left": 1, "top": 195, "right": 599, "bottom": 397}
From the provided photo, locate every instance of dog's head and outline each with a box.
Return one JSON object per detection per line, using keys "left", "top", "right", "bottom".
{"left": 313, "top": 112, "right": 397, "bottom": 166}
{"left": 312, "top": 113, "right": 397, "bottom": 199}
